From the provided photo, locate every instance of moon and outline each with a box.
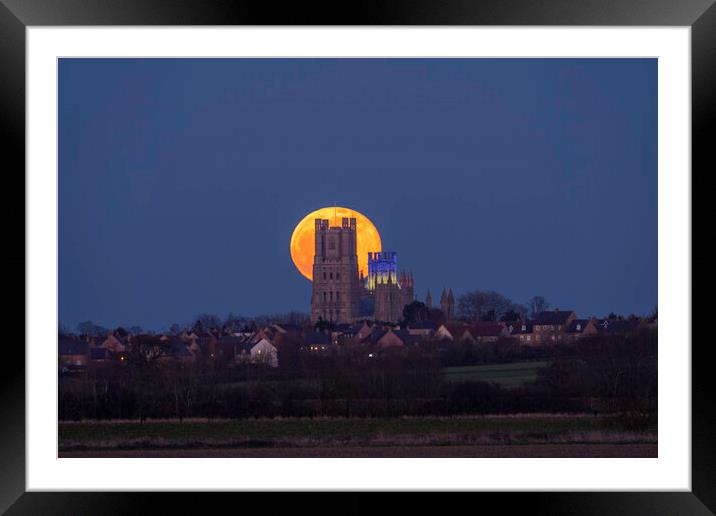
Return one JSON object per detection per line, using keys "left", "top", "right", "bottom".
{"left": 290, "top": 206, "right": 382, "bottom": 281}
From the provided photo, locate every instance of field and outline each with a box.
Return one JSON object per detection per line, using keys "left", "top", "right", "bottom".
{"left": 58, "top": 414, "right": 656, "bottom": 457}
{"left": 61, "top": 444, "right": 657, "bottom": 458}
{"left": 442, "top": 361, "right": 548, "bottom": 387}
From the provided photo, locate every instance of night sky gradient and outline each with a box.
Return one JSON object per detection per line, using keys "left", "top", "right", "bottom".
{"left": 59, "top": 58, "right": 657, "bottom": 331}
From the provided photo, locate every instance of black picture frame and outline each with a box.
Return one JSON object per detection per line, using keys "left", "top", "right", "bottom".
{"left": 3, "top": 0, "right": 711, "bottom": 513}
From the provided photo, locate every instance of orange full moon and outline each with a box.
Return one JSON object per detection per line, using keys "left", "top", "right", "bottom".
{"left": 290, "top": 206, "right": 382, "bottom": 281}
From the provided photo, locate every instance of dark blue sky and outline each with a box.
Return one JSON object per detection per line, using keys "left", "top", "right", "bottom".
{"left": 59, "top": 58, "right": 657, "bottom": 331}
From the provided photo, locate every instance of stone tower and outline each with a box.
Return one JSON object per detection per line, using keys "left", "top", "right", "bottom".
{"left": 440, "top": 288, "right": 455, "bottom": 320}
{"left": 425, "top": 289, "right": 432, "bottom": 309}
{"left": 310, "top": 218, "right": 361, "bottom": 324}
{"left": 374, "top": 274, "right": 403, "bottom": 323}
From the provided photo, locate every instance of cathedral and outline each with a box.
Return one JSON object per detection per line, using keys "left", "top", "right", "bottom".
{"left": 310, "top": 218, "right": 415, "bottom": 324}
{"left": 367, "top": 251, "right": 414, "bottom": 323}
{"left": 310, "top": 218, "right": 362, "bottom": 324}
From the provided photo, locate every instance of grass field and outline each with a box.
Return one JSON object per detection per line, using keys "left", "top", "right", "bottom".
{"left": 442, "top": 361, "right": 549, "bottom": 387}
{"left": 61, "top": 443, "right": 658, "bottom": 458}
{"left": 58, "top": 414, "right": 656, "bottom": 455}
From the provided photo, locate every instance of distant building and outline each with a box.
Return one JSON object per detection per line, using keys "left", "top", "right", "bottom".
{"left": 237, "top": 337, "right": 278, "bottom": 367}
{"left": 407, "top": 320, "right": 438, "bottom": 337}
{"left": 565, "top": 319, "right": 598, "bottom": 341}
{"left": 507, "top": 321, "right": 535, "bottom": 344}
{"left": 369, "top": 252, "right": 414, "bottom": 324}
{"left": 593, "top": 318, "right": 642, "bottom": 335}
{"left": 310, "top": 217, "right": 418, "bottom": 325}
{"left": 440, "top": 288, "right": 455, "bottom": 320}
{"left": 465, "top": 322, "right": 510, "bottom": 343}
{"left": 59, "top": 336, "right": 88, "bottom": 371}
{"left": 310, "top": 218, "right": 362, "bottom": 324}
{"left": 302, "top": 331, "right": 332, "bottom": 352}
{"left": 533, "top": 309, "right": 577, "bottom": 344}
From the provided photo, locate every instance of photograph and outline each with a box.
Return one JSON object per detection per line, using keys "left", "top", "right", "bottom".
{"left": 57, "top": 57, "right": 658, "bottom": 459}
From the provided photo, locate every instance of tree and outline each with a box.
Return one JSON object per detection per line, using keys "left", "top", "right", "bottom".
{"left": 402, "top": 301, "right": 429, "bottom": 326}
{"left": 194, "top": 313, "right": 221, "bottom": 333}
{"left": 457, "top": 290, "right": 514, "bottom": 321}
{"left": 76, "top": 321, "right": 109, "bottom": 337}
{"left": 168, "top": 323, "right": 186, "bottom": 335}
{"left": 500, "top": 309, "right": 523, "bottom": 322}
{"left": 528, "top": 296, "right": 550, "bottom": 317}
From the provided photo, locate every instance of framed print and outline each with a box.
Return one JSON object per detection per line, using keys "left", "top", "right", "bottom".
{"left": 4, "top": 0, "right": 713, "bottom": 513}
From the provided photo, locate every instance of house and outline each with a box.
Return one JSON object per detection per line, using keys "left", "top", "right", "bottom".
{"left": 89, "top": 347, "right": 109, "bottom": 362}
{"left": 273, "top": 323, "right": 302, "bottom": 334}
{"left": 435, "top": 324, "right": 469, "bottom": 341}
{"left": 160, "top": 337, "right": 195, "bottom": 362}
{"left": 302, "top": 331, "right": 332, "bottom": 352}
{"left": 359, "top": 328, "right": 390, "bottom": 346}
{"left": 594, "top": 318, "right": 641, "bottom": 335}
{"left": 407, "top": 321, "right": 438, "bottom": 337}
{"left": 376, "top": 329, "right": 406, "bottom": 348}
{"left": 236, "top": 337, "right": 278, "bottom": 367}
{"left": 59, "top": 336, "right": 88, "bottom": 371}
{"left": 506, "top": 321, "right": 535, "bottom": 344}
{"left": 354, "top": 321, "right": 374, "bottom": 342}
{"left": 532, "top": 309, "right": 577, "bottom": 344}
{"left": 100, "top": 333, "right": 128, "bottom": 353}
{"left": 465, "top": 322, "right": 510, "bottom": 343}
{"left": 565, "top": 319, "right": 598, "bottom": 340}
{"left": 87, "top": 347, "right": 116, "bottom": 368}
{"left": 194, "top": 331, "right": 220, "bottom": 358}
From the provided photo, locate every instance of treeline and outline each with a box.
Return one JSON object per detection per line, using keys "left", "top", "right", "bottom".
{"left": 59, "top": 328, "right": 657, "bottom": 422}
{"left": 64, "top": 310, "right": 312, "bottom": 337}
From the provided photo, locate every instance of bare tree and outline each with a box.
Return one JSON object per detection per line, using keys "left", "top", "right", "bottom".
{"left": 528, "top": 296, "right": 550, "bottom": 318}
{"left": 76, "top": 321, "right": 109, "bottom": 337}
{"left": 457, "top": 290, "right": 514, "bottom": 321}
{"left": 194, "top": 313, "right": 221, "bottom": 333}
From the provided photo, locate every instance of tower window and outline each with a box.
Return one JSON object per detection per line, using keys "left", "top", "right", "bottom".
{"left": 336, "top": 273, "right": 340, "bottom": 280}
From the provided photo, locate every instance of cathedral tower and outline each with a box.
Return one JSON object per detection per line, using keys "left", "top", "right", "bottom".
{"left": 440, "top": 288, "right": 455, "bottom": 320}
{"left": 310, "top": 218, "right": 361, "bottom": 324}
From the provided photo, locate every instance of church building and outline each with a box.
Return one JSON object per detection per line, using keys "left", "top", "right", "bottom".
{"left": 310, "top": 218, "right": 362, "bottom": 324}
{"left": 310, "top": 218, "right": 416, "bottom": 325}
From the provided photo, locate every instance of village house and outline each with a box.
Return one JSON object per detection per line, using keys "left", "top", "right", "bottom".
{"left": 236, "top": 337, "right": 279, "bottom": 367}
{"left": 59, "top": 336, "right": 89, "bottom": 372}
{"left": 565, "top": 319, "right": 599, "bottom": 341}
{"left": 100, "top": 332, "right": 128, "bottom": 353}
{"left": 302, "top": 331, "right": 332, "bottom": 352}
{"left": 464, "top": 322, "right": 511, "bottom": 343}
{"left": 435, "top": 323, "right": 469, "bottom": 341}
{"left": 593, "top": 318, "right": 642, "bottom": 336}
{"left": 158, "top": 336, "right": 195, "bottom": 363}
{"left": 407, "top": 321, "right": 438, "bottom": 337}
{"left": 507, "top": 321, "right": 534, "bottom": 344}
{"left": 532, "top": 309, "right": 577, "bottom": 344}
{"left": 359, "top": 328, "right": 423, "bottom": 348}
